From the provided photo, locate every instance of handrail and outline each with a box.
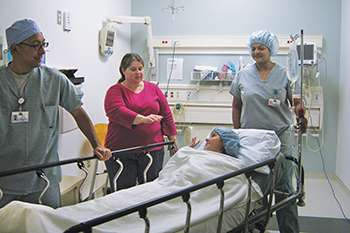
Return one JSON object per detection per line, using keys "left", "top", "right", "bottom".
{"left": 0, "top": 141, "right": 173, "bottom": 178}
{"left": 64, "top": 158, "right": 276, "bottom": 233}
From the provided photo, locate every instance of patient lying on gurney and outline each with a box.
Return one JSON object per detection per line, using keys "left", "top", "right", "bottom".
{"left": 0, "top": 128, "right": 280, "bottom": 233}
{"left": 190, "top": 127, "right": 240, "bottom": 158}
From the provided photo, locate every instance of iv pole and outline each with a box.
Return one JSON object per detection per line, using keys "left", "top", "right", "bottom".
{"left": 297, "top": 29, "right": 305, "bottom": 206}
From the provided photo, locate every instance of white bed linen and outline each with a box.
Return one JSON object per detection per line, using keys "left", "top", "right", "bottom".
{"left": 237, "top": 129, "right": 281, "bottom": 173}
{"left": 0, "top": 129, "right": 280, "bottom": 233}
{"left": 197, "top": 128, "right": 281, "bottom": 173}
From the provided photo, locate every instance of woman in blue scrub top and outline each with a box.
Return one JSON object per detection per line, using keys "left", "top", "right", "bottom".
{"left": 229, "top": 30, "right": 307, "bottom": 233}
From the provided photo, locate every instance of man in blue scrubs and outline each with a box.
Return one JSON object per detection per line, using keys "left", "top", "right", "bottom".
{"left": 0, "top": 19, "right": 111, "bottom": 208}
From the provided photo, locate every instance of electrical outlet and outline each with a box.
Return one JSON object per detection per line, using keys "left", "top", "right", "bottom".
{"left": 57, "top": 10, "right": 62, "bottom": 25}
{"left": 167, "top": 90, "right": 188, "bottom": 101}
{"left": 161, "top": 39, "right": 170, "bottom": 44}
{"left": 169, "top": 91, "right": 175, "bottom": 99}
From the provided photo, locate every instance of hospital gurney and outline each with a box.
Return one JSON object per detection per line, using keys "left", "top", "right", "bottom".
{"left": 0, "top": 129, "right": 304, "bottom": 233}
{"left": 0, "top": 141, "right": 173, "bottom": 205}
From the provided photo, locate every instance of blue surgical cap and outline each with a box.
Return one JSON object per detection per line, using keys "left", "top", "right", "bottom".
{"left": 213, "top": 127, "right": 240, "bottom": 158}
{"left": 247, "top": 30, "right": 279, "bottom": 56}
{"left": 6, "top": 19, "right": 41, "bottom": 48}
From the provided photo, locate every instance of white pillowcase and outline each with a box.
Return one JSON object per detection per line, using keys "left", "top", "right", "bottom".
{"left": 196, "top": 128, "right": 281, "bottom": 174}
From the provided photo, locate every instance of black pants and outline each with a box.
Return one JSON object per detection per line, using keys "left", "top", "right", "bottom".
{"left": 105, "top": 148, "right": 164, "bottom": 192}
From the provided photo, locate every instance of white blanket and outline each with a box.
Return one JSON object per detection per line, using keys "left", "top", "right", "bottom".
{"left": 0, "top": 129, "right": 280, "bottom": 233}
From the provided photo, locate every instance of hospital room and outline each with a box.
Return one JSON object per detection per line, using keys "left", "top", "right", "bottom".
{"left": 0, "top": 0, "right": 349, "bottom": 232}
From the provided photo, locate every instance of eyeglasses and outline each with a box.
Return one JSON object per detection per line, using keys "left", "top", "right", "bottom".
{"left": 20, "top": 41, "right": 49, "bottom": 50}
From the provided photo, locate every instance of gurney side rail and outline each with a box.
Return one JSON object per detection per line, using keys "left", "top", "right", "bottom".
{"left": 64, "top": 158, "right": 276, "bottom": 233}
{"left": 0, "top": 141, "right": 173, "bottom": 178}
{"left": 229, "top": 171, "right": 303, "bottom": 233}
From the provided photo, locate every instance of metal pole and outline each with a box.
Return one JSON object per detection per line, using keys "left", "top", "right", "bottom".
{"left": 216, "top": 181, "right": 225, "bottom": 233}
{"left": 87, "top": 160, "right": 98, "bottom": 200}
{"left": 182, "top": 193, "right": 192, "bottom": 233}
{"left": 297, "top": 29, "right": 304, "bottom": 201}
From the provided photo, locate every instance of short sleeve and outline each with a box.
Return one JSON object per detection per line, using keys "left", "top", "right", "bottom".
{"left": 57, "top": 72, "right": 82, "bottom": 112}
{"left": 229, "top": 73, "right": 241, "bottom": 98}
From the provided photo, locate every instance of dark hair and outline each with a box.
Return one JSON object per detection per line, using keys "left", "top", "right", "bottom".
{"left": 118, "top": 53, "right": 144, "bottom": 83}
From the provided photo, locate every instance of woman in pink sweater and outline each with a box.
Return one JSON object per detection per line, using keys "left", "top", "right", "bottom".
{"left": 104, "top": 53, "right": 177, "bottom": 191}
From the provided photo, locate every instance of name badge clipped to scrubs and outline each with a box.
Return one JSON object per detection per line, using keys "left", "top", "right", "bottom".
{"left": 267, "top": 89, "right": 281, "bottom": 107}
{"left": 11, "top": 111, "right": 29, "bottom": 123}
{"left": 11, "top": 97, "right": 29, "bottom": 123}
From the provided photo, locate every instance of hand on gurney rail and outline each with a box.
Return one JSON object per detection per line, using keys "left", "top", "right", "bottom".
{"left": 168, "top": 141, "right": 178, "bottom": 156}
{"left": 294, "top": 104, "right": 308, "bottom": 134}
{"left": 94, "top": 145, "right": 112, "bottom": 161}
{"left": 167, "top": 135, "right": 178, "bottom": 156}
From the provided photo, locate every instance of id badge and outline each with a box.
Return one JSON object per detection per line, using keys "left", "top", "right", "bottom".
{"left": 11, "top": 111, "right": 29, "bottom": 123}
{"left": 267, "top": 98, "right": 281, "bottom": 107}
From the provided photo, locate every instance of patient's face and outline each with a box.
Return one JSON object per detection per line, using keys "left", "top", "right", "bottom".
{"left": 204, "top": 132, "right": 224, "bottom": 153}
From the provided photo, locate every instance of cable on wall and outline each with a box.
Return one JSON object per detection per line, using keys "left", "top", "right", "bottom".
{"left": 165, "top": 41, "right": 178, "bottom": 98}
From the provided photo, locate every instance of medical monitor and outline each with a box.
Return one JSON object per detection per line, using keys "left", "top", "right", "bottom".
{"left": 297, "top": 43, "right": 317, "bottom": 65}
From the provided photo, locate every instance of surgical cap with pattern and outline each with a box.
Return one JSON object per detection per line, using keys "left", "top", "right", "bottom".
{"left": 247, "top": 30, "right": 279, "bottom": 56}
{"left": 6, "top": 19, "right": 41, "bottom": 48}
{"left": 212, "top": 127, "right": 240, "bottom": 158}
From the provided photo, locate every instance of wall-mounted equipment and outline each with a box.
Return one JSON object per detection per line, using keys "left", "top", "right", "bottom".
{"left": 99, "top": 24, "right": 115, "bottom": 57}
{"left": 57, "top": 10, "right": 62, "bottom": 25}
{"left": 59, "top": 69, "right": 85, "bottom": 85}
{"left": 105, "top": 16, "right": 154, "bottom": 68}
{"left": 63, "top": 11, "right": 71, "bottom": 31}
{"left": 297, "top": 42, "right": 317, "bottom": 65}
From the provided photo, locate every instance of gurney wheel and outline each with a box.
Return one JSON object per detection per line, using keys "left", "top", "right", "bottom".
{"left": 253, "top": 222, "right": 267, "bottom": 233}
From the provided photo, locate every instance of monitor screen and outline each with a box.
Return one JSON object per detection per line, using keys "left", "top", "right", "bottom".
{"left": 297, "top": 44, "right": 315, "bottom": 60}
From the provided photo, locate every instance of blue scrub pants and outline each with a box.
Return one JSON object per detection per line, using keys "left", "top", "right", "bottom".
{"left": 275, "top": 127, "right": 300, "bottom": 233}
{"left": 0, "top": 182, "right": 61, "bottom": 209}
{"left": 105, "top": 148, "right": 164, "bottom": 192}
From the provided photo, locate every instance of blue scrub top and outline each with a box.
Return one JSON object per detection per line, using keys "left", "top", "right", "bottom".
{"left": 229, "top": 63, "right": 293, "bottom": 134}
{"left": 0, "top": 65, "right": 82, "bottom": 194}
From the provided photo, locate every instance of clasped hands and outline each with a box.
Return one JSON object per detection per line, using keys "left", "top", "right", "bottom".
{"left": 142, "top": 114, "right": 163, "bottom": 124}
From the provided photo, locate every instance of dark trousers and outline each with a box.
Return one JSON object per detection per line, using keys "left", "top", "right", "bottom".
{"left": 105, "top": 148, "right": 164, "bottom": 192}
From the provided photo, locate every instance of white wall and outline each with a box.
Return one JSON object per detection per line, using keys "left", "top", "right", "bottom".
{"left": 133, "top": 0, "right": 342, "bottom": 174}
{"left": 0, "top": 0, "right": 132, "bottom": 175}
{"left": 337, "top": 0, "right": 350, "bottom": 190}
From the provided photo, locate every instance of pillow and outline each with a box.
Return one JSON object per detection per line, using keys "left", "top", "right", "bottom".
{"left": 196, "top": 128, "right": 280, "bottom": 174}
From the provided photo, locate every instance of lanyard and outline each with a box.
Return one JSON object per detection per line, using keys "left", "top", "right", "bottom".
{"left": 8, "top": 68, "right": 32, "bottom": 111}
